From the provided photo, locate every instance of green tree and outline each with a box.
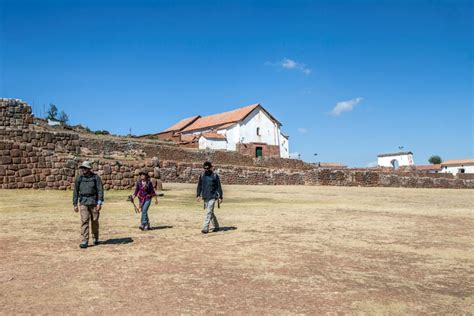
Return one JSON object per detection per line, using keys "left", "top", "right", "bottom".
{"left": 46, "top": 103, "right": 58, "bottom": 121}
{"left": 58, "top": 111, "right": 69, "bottom": 125}
{"left": 94, "top": 130, "right": 110, "bottom": 135}
{"left": 428, "top": 155, "right": 442, "bottom": 164}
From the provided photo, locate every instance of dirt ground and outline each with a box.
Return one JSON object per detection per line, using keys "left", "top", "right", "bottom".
{"left": 0, "top": 184, "right": 473, "bottom": 314}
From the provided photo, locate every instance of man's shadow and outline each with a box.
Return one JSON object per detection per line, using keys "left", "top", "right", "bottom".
{"left": 149, "top": 225, "right": 173, "bottom": 231}
{"left": 216, "top": 226, "right": 237, "bottom": 232}
{"left": 99, "top": 237, "right": 134, "bottom": 245}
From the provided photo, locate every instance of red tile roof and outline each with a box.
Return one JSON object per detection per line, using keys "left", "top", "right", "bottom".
{"left": 180, "top": 104, "right": 260, "bottom": 133}
{"left": 215, "top": 122, "right": 236, "bottom": 130}
{"left": 416, "top": 164, "right": 441, "bottom": 170}
{"left": 163, "top": 115, "right": 201, "bottom": 133}
{"left": 162, "top": 103, "right": 282, "bottom": 134}
{"left": 200, "top": 132, "right": 227, "bottom": 140}
{"left": 441, "top": 159, "right": 474, "bottom": 166}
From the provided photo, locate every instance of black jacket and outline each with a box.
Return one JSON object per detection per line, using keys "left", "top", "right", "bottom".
{"left": 73, "top": 173, "right": 104, "bottom": 206}
{"left": 196, "top": 172, "right": 223, "bottom": 201}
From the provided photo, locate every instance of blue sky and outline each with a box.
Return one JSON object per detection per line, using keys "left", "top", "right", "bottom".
{"left": 1, "top": 0, "right": 472, "bottom": 166}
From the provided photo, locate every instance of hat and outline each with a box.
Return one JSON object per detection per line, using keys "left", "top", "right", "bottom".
{"left": 139, "top": 171, "right": 150, "bottom": 178}
{"left": 79, "top": 161, "right": 92, "bottom": 169}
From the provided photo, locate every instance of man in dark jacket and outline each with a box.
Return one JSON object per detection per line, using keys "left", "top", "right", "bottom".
{"left": 73, "top": 161, "right": 104, "bottom": 248}
{"left": 196, "top": 161, "right": 223, "bottom": 234}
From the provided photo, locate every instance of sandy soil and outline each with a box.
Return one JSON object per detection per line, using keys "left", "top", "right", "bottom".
{"left": 0, "top": 184, "right": 473, "bottom": 314}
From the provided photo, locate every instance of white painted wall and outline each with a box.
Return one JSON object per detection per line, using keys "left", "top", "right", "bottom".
{"left": 378, "top": 153, "right": 415, "bottom": 168}
{"left": 279, "top": 133, "right": 289, "bottom": 158}
{"left": 217, "top": 124, "right": 239, "bottom": 151}
{"left": 440, "top": 163, "right": 474, "bottom": 174}
{"left": 239, "top": 108, "right": 279, "bottom": 146}
{"left": 198, "top": 137, "right": 227, "bottom": 150}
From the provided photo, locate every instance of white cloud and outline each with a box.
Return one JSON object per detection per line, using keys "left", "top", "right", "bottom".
{"left": 297, "top": 128, "right": 308, "bottom": 134}
{"left": 265, "top": 58, "right": 312, "bottom": 75}
{"left": 330, "top": 97, "right": 363, "bottom": 116}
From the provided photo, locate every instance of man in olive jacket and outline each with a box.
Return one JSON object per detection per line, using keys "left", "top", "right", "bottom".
{"left": 73, "top": 161, "right": 104, "bottom": 248}
{"left": 196, "top": 161, "right": 223, "bottom": 234}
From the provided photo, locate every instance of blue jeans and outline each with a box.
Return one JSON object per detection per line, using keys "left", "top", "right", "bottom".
{"left": 140, "top": 199, "right": 151, "bottom": 227}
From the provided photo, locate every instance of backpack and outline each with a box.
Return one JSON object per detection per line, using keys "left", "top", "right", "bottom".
{"left": 77, "top": 174, "right": 98, "bottom": 196}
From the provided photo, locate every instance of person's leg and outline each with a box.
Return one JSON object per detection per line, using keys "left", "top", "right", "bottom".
{"left": 90, "top": 205, "right": 100, "bottom": 243}
{"left": 201, "top": 199, "right": 216, "bottom": 233}
{"left": 139, "top": 200, "right": 145, "bottom": 229}
{"left": 80, "top": 205, "right": 91, "bottom": 247}
{"left": 145, "top": 202, "right": 150, "bottom": 228}
{"left": 211, "top": 212, "right": 220, "bottom": 231}
{"left": 141, "top": 200, "right": 151, "bottom": 230}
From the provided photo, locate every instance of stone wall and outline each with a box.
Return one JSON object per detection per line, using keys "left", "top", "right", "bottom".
{"left": 2, "top": 144, "right": 473, "bottom": 190}
{"left": 0, "top": 98, "right": 34, "bottom": 129}
{"left": 81, "top": 136, "right": 313, "bottom": 170}
{"left": 236, "top": 143, "right": 281, "bottom": 159}
{"left": 1, "top": 98, "right": 473, "bottom": 190}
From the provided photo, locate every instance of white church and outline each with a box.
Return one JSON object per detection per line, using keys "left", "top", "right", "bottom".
{"left": 152, "top": 103, "right": 290, "bottom": 158}
{"left": 377, "top": 151, "right": 415, "bottom": 169}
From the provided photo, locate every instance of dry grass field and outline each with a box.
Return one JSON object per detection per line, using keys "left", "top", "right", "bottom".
{"left": 0, "top": 184, "right": 473, "bottom": 314}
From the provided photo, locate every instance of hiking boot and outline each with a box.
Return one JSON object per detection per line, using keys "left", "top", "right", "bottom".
{"left": 79, "top": 241, "right": 88, "bottom": 249}
{"left": 93, "top": 239, "right": 99, "bottom": 246}
{"left": 139, "top": 225, "right": 144, "bottom": 231}
{"left": 201, "top": 230, "right": 209, "bottom": 234}
{"left": 212, "top": 227, "right": 220, "bottom": 233}
{"left": 144, "top": 224, "right": 150, "bottom": 231}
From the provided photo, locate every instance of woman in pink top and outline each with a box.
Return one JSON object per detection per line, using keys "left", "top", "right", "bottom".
{"left": 133, "top": 171, "right": 158, "bottom": 230}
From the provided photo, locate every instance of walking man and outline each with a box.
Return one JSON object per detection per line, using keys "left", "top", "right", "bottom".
{"left": 196, "top": 161, "right": 223, "bottom": 234}
{"left": 73, "top": 161, "right": 104, "bottom": 248}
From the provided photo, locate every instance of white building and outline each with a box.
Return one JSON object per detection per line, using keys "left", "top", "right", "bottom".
{"left": 198, "top": 132, "right": 227, "bottom": 150}
{"left": 155, "top": 103, "right": 290, "bottom": 158}
{"left": 377, "top": 151, "right": 415, "bottom": 169}
{"left": 439, "top": 159, "right": 474, "bottom": 174}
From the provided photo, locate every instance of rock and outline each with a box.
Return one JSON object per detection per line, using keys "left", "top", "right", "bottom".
{"left": 23, "top": 175, "right": 36, "bottom": 183}
{"left": 18, "top": 169, "right": 31, "bottom": 177}
{"left": 103, "top": 165, "right": 112, "bottom": 175}
{"left": 65, "top": 160, "right": 77, "bottom": 169}
{"left": 1, "top": 156, "right": 12, "bottom": 164}
{"left": 151, "top": 157, "right": 160, "bottom": 167}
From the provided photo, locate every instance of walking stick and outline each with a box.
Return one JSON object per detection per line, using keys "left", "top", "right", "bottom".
{"left": 127, "top": 195, "right": 140, "bottom": 213}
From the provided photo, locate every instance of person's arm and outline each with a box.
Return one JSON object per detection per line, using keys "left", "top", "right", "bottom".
{"left": 196, "top": 175, "right": 202, "bottom": 201}
{"left": 96, "top": 175, "right": 104, "bottom": 209}
{"left": 216, "top": 174, "right": 223, "bottom": 201}
{"left": 73, "top": 177, "right": 80, "bottom": 211}
{"left": 147, "top": 181, "right": 157, "bottom": 200}
{"left": 149, "top": 181, "right": 157, "bottom": 196}
{"left": 133, "top": 181, "right": 139, "bottom": 198}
